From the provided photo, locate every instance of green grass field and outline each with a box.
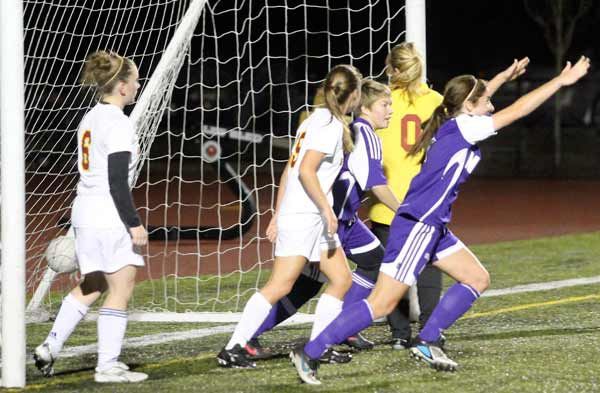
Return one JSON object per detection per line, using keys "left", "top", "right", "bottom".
{"left": 17, "top": 232, "right": 600, "bottom": 392}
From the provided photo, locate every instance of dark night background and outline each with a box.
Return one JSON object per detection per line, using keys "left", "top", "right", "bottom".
{"left": 426, "top": 1, "right": 600, "bottom": 177}
{"left": 23, "top": 0, "right": 600, "bottom": 178}
{"left": 428, "top": 1, "right": 599, "bottom": 84}
{"left": 184, "top": 0, "right": 600, "bottom": 176}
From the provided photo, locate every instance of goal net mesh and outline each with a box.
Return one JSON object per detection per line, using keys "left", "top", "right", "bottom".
{"left": 22, "top": 0, "right": 406, "bottom": 319}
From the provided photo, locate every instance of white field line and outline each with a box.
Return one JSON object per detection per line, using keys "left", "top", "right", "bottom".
{"left": 482, "top": 275, "right": 600, "bottom": 297}
{"left": 21, "top": 275, "right": 600, "bottom": 365}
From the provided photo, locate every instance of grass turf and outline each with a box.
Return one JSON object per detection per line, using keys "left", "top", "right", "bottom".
{"left": 18, "top": 231, "right": 600, "bottom": 392}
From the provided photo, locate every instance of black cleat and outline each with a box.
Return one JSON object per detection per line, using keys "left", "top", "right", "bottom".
{"left": 319, "top": 348, "right": 352, "bottom": 364}
{"left": 216, "top": 344, "right": 256, "bottom": 368}
{"left": 244, "top": 338, "right": 273, "bottom": 360}
{"left": 33, "top": 343, "right": 55, "bottom": 377}
{"left": 343, "top": 333, "right": 374, "bottom": 351}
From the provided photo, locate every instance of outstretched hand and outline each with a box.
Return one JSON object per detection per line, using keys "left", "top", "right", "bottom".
{"left": 501, "top": 57, "right": 530, "bottom": 82}
{"left": 558, "top": 56, "right": 591, "bottom": 86}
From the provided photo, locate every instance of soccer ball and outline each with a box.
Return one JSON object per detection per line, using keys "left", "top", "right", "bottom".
{"left": 45, "top": 235, "right": 78, "bottom": 274}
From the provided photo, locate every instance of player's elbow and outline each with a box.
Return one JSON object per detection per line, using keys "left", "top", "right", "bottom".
{"left": 298, "top": 165, "right": 316, "bottom": 184}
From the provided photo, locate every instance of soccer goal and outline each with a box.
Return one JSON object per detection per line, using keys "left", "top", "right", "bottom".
{"left": 1, "top": 0, "right": 426, "bottom": 387}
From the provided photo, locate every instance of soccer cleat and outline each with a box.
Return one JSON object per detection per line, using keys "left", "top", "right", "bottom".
{"left": 391, "top": 338, "right": 411, "bottom": 350}
{"left": 343, "top": 333, "right": 374, "bottom": 351}
{"left": 244, "top": 338, "right": 272, "bottom": 360}
{"left": 409, "top": 338, "right": 457, "bottom": 372}
{"left": 319, "top": 348, "right": 352, "bottom": 364}
{"left": 94, "top": 362, "right": 148, "bottom": 383}
{"left": 33, "top": 343, "right": 55, "bottom": 377}
{"left": 216, "top": 344, "right": 256, "bottom": 368}
{"left": 290, "top": 347, "right": 321, "bottom": 385}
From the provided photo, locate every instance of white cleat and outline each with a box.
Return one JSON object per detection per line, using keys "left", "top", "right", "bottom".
{"left": 94, "top": 362, "right": 148, "bottom": 383}
{"left": 409, "top": 339, "right": 458, "bottom": 372}
{"left": 33, "top": 343, "right": 55, "bottom": 377}
{"left": 290, "top": 347, "right": 321, "bottom": 385}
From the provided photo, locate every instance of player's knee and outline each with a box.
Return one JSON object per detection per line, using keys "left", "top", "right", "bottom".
{"left": 324, "top": 270, "right": 352, "bottom": 298}
{"left": 261, "top": 280, "right": 294, "bottom": 302}
{"left": 111, "top": 283, "right": 135, "bottom": 303}
{"left": 333, "top": 270, "right": 353, "bottom": 291}
{"left": 469, "top": 270, "right": 490, "bottom": 294}
{"left": 366, "top": 292, "right": 396, "bottom": 319}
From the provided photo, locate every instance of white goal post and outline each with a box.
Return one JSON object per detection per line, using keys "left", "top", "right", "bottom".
{"left": 1, "top": 0, "right": 26, "bottom": 387}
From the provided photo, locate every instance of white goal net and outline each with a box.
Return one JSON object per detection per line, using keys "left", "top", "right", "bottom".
{"left": 19, "top": 0, "right": 410, "bottom": 322}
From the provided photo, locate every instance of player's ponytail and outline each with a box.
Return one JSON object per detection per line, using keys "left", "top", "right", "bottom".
{"left": 386, "top": 42, "right": 425, "bottom": 105}
{"left": 81, "top": 50, "right": 134, "bottom": 99}
{"left": 323, "top": 64, "right": 362, "bottom": 153}
{"left": 408, "top": 75, "right": 486, "bottom": 162}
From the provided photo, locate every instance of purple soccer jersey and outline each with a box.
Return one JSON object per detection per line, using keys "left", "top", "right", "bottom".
{"left": 399, "top": 114, "right": 496, "bottom": 227}
{"left": 332, "top": 117, "right": 387, "bottom": 222}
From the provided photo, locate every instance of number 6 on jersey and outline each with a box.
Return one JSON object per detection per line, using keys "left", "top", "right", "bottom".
{"left": 81, "top": 130, "right": 91, "bottom": 171}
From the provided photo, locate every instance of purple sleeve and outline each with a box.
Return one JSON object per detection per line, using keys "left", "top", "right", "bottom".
{"left": 348, "top": 125, "right": 387, "bottom": 190}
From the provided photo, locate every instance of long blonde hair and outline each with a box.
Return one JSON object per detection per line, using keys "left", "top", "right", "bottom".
{"left": 80, "top": 51, "right": 134, "bottom": 99}
{"left": 322, "top": 64, "right": 362, "bottom": 153}
{"left": 409, "top": 75, "right": 486, "bottom": 161}
{"left": 386, "top": 42, "right": 425, "bottom": 105}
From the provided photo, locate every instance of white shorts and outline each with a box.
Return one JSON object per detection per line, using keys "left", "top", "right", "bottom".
{"left": 275, "top": 213, "right": 341, "bottom": 261}
{"left": 74, "top": 226, "right": 144, "bottom": 275}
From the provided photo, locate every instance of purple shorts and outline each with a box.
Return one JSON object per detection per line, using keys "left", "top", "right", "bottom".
{"left": 338, "top": 218, "right": 381, "bottom": 257}
{"left": 380, "top": 215, "right": 464, "bottom": 285}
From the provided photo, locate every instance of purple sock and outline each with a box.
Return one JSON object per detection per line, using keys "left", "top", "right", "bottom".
{"left": 343, "top": 272, "right": 374, "bottom": 308}
{"left": 252, "top": 303, "right": 281, "bottom": 338}
{"left": 419, "top": 283, "right": 480, "bottom": 343}
{"left": 304, "top": 300, "right": 374, "bottom": 359}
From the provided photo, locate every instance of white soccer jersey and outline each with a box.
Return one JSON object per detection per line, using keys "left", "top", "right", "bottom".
{"left": 278, "top": 108, "right": 344, "bottom": 215}
{"left": 71, "top": 103, "right": 138, "bottom": 228}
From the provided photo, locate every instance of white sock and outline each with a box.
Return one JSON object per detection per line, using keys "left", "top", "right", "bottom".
{"left": 45, "top": 293, "right": 89, "bottom": 357}
{"left": 309, "top": 293, "right": 343, "bottom": 340}
{"left": 97, "top": 308, "right": 128, "bottom": 371}
{"left": 226, "top": 292, "right": 272, "bottom": 350}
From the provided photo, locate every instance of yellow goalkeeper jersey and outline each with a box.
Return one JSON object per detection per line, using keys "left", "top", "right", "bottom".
{"left": 368, "top": 83, "right": 443, "bottom": 226}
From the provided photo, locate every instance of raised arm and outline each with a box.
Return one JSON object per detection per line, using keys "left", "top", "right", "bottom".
{"left": 492, "top": 56, "right": 591, "bottom": 131}
{"left": 486, "top": 57, "right": 530, "bottom": 97}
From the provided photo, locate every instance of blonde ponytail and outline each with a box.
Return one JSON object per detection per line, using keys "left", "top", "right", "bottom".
{"left": 386, "top": 42, "right": 425, "bottom": 105}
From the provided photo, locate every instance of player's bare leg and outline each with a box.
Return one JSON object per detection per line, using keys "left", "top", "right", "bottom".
{"left": 219, "top": 256, "right": 306, "bottom": 368}
{"left": 95, "top": 265, "right": 147, "bottom": 383}
{"left": 33, "top": 271, "right": 107, "bottom": 377}
{"left": 410, "top": 247, "right": 489, "bottom": 372}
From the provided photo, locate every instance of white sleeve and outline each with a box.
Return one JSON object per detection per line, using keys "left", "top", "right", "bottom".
{"left": 105, "top": 117, "right": 135, "bottom": 154}
{"left": 347, "top": 132, "right": 369, "bottom": 189}
{"left": 455, "top": 114, "right": 496, "bottom": 144}
{"left": 303, "top": 118, "right": 341, "bottom": 155}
